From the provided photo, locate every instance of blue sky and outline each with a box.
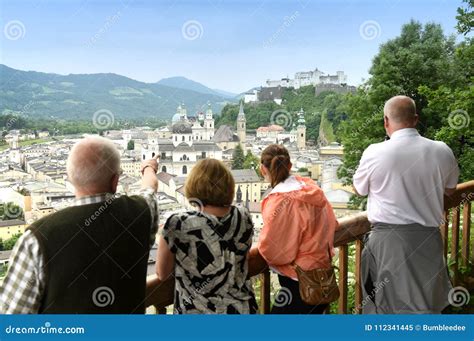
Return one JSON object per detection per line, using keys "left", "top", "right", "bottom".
{"left": 0, "top": 0, "right": 464, "bottom": 93}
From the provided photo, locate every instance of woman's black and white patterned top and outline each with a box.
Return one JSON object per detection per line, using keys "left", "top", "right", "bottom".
{"left": 162, "top": 206, "right": 258, "bottom": 314}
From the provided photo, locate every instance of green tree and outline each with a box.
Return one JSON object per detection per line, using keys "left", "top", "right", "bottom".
{"left": 127, "top": 139, "right": 135, "bottom": 150}
{"left": 418, "top": 1, "right": 474, "bottom": 182}
{"left": 456, "top": 0, "right": 474, "bottom": 35}
{"left": 338, "top": 20, "right": 460, "bottom": 209}
{"left": 0, "top": 264, "right": 7, "bottom": 278}
{"left": 3, "top": 233, "right": 22, "bottom": 250}
{"left": 243, "top": 150, "right": 261, "bottom": 176}
{"left": 232, "top": 144, "right": 245, "bottom": 169}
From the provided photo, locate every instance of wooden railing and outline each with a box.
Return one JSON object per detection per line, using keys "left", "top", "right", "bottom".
{"left": 145, "top": 180, "right": 474, "bottom": 314}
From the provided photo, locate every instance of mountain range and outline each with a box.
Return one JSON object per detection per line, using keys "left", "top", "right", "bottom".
{"left": 0, "top": 65, "right": 244, "bottom": 121}
{"left": 157, "top": 76, "right": 238, "bottom": 99}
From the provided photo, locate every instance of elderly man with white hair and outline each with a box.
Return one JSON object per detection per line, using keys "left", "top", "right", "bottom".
{"left": 354, "top": 95, "right": 459, "bottom": 314}
{"left": 0, "top": 136, "right": 160, "bottom": 313}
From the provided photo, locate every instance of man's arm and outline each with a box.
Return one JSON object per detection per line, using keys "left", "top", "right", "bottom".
{"left": 353, "top": 151, "right": 371, "bottom": 197}
{"left": 141, "top": 156, "right": 159, "bottom": 191}
{"left": 443, "top": 145, "right": 460, "bottom": 197}
{"left": 352, "top": 185, "right": 362, "bottom": 196}
{"left": 445, "top": 187, "right": 457, "bottom": 196}
{"left": 139, "top": 156, "right": 159, "bottom": 247}
{"left": 0, "top": 231, "right": 44, "bottom": 314}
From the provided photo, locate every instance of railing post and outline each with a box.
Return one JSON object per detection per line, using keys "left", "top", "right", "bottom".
{"left": 354, "top": 239, "right": 363, "bottom": 314}
{"left": 462, "top": 202, "right": 471, "bottom": 268}
{"left": 338, "top": 244, "right": 348, "bottom": 314}
{"left": 260, "top": 270, "right": 271, "bottom": 314}
{"left": 451, "top": 207, "right": 460, "bottom": 286}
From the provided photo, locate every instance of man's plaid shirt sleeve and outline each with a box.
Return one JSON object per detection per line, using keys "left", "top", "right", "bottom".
{"left": 0, "top": 230, "right": 45, "bottom": 314}
{"left": 138, "top": 187, "right": 159, "bottom": 248}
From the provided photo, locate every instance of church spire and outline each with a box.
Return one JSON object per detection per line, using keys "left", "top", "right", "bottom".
{"left": 238, "top": 100, "right": 246, "bottom": 120}
{"left": 237, "top": 100, "right": 246, "bottom": 146}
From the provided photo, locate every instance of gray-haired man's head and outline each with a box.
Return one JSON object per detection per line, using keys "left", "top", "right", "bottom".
{"left": 67, "top": 136, "right": 121, "bottom": 196}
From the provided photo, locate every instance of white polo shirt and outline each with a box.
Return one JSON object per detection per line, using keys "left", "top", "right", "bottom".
{"left": 353, "top": 128, "right": 459, "bottom": 226}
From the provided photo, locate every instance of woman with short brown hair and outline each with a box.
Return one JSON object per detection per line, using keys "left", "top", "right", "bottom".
{"left": 155, "top": 159, "right": 257, "bottom": 314}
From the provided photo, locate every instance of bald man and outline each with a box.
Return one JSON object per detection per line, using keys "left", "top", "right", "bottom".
{"left": 1, "top": 136, "right": 160, "bottom": 314}
{"left": 354, "top": 95, "right": 459, "bottom": 314}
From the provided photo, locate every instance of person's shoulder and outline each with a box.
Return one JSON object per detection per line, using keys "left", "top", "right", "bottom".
{"left": 421, "top": 137, "right": 454, "bottom": 155}
{"left": 362, "top": 141, "right": 386, "bottom": 158}
{"left": 163, "top": 211, "right": 192, "bottom": 232}
{"left": 166, "top": 211, "right": 197, "bottom": 223}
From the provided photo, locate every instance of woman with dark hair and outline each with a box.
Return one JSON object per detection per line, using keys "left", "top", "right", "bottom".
{"left": 255, "top": 144, "right": 338, "bottom": 314}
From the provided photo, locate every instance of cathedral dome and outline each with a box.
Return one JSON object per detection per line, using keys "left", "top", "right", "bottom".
{"left": 171, "top": 113, "right": 182, "bottom": 123}
{"left": 172, "top": 122, "right": 193, "bottom": 134}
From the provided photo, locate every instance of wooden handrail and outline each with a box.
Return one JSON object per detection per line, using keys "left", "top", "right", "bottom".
{"left": 444, "top": 180, "right": 474, "bottom": 210}
{"left": 334, "top": 212, "right": 370, "bottom": 247}
{"left": 146, "top": 180, "right": 474, "bottom": 313}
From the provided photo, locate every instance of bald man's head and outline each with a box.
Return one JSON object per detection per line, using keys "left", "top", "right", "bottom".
{"left": 67, "top": 136, "right": 121, "bottom": 193}
{"left": 384, "top": 95, "right": 417, "bottom": 124}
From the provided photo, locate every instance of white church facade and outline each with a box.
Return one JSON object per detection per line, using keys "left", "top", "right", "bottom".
{"left": 140, "top": 103, "right": 223, "bottom": 176}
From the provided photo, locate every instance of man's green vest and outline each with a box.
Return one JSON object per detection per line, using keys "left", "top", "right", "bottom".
{"left": 28, "top": 195, "right": 151, "bottom": 314}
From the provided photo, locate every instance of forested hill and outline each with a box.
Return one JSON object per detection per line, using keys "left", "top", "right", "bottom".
{"left": 215, "top": 86, "right": 346, "bottom": 144}
{"left": 0, "top": 64, "right": 232, "bottom": 120}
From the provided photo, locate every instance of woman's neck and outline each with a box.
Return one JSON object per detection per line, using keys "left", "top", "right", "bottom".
{"left": 202, "top": 205, "right": 231, "bottom": 218}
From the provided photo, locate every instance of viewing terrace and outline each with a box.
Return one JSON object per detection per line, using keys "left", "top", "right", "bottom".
{"left": 145, "top": 180, "right": 474, "bottom": 314}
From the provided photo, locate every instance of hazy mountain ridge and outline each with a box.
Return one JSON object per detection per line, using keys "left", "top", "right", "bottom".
{"left": 157, "top": 76, "right": 238, "bottom": 98}
{"left": 0, "top": 65, "right": 236, "bottom": 120}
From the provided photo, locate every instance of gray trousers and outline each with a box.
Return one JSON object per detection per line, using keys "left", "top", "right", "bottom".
{"left": 361, "top": 223, "right": 452, "bottom": 314}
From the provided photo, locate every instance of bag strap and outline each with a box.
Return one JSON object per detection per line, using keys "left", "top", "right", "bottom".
{"left": 292, "top": 243, "right": 333, "bottom": 269}
{"left": 327, "top": 244, "right": 332, "bottom": 262}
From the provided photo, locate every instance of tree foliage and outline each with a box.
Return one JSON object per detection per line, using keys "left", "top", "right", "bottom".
{"left": 2, "top": 233, "right": 22, "bottom": 251}
{"left": 338, "top": 17, "right": 473, "bottom": 204}
{"left": 456, "top": 0, "right": 474, "bottom": 35}
{"left": 243, "top": 150, "right": 261, "bottom": 176}
{"left": 215, "top": 89, "right": 347, "bottom": 144}
{"left": 232, "top": 144, "right": 245, "bottom": 169}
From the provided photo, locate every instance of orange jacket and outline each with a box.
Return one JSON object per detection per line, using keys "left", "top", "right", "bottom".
{"left": 258, "top": 176, "right": 338, "bottom": 279}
